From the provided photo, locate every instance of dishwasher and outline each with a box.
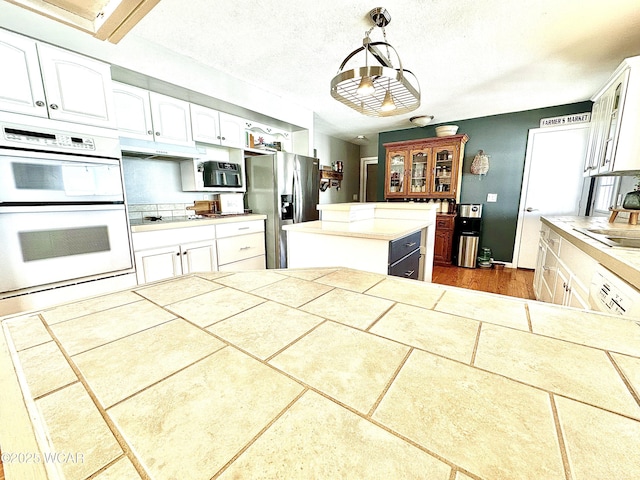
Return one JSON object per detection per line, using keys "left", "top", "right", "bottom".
{"left": 589, "top": 264, "right": 640, "bottom": 317}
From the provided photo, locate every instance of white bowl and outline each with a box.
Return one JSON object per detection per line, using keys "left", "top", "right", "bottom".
{"left": 435, "top": 125, "right": 459, "bottom": 137}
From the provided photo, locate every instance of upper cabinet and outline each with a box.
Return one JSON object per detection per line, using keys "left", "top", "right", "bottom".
{"left": 244, "top": 120, "right": 292, "bottom": 153}
{"left": 383, "top": 135, "right": 469, "bottom": 201}
{"left": 0, "top": 28, "right": 116, "bottom": 128}
{"left": 113, "top": 82, "right": 193, "bottom": 146}
{"left": 584, "top": 55, "right": 640, "bottom": 175}
{"left": 190, "top": 104, "right": 244, "bottom": 149}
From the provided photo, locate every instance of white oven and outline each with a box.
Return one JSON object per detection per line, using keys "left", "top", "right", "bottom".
{"left": 589, "top": 264, "right": 640, "bottom": 317}
{"left": 0, "top": 113, "right": 134, "bottom": 304}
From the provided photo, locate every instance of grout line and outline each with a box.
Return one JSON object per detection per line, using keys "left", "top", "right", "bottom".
{"left": 367, "top": 348, "right": 413, "bottom": 418}
{"left": 549, "top": 393, "right": 573, "bottom": 480}
{"left": 525, "top": 303, "right": 533, "bottom": 333}
{"left": 448, "top": 468, "right": 457, "bottom": 480}
{"left": 210, "top": 388, "right": 308, "bottom": 479}
{"left": 606, "top": 351, "right": 640, "bottom": 408}
{"left": 85, "top": 454, "right": 127, "bottom": 479}
{"left": 364, "top": 301, "right": 397, "bottom": 332}
{"left": 469, "top": 322, "right": 482, "bottom": 366}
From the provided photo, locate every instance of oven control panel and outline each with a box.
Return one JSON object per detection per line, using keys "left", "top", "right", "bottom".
{"left": 4, "top": 127, "right": 96, "bottom": 150}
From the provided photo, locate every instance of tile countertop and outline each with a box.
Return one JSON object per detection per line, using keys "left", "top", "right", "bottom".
{"left": 282, "top": 218, "right": 433, "bottom": 241}
{"left": 541, "top": 215, "right": 640, "bottom": 287}
{"left": 129, "top": 214, "right": 267, "bottom": 233}
{"left": 1, "top": 268, "right": 640, "bottom": 479}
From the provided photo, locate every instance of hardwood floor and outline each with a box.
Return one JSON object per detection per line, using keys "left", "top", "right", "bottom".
{"left": 432, "top": 264, "right": 536, "bottom": 300}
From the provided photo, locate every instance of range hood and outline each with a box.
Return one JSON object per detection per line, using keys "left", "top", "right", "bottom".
{"left": 118, "top": 136, "right": 204, "bottom": 160}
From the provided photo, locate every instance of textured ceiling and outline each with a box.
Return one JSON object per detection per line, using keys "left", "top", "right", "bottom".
{"left": 128, "top": 0, "right": 640, "bottom": 143}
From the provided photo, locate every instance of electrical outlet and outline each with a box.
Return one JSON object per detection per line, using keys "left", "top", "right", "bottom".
{"left": 487, "top": 193, "right": 498, "bottom": 202}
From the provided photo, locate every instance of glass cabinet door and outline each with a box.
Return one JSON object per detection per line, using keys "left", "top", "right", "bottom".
{"left": 387, "top": 150, "right": 407, "bottom": 195}
{"left": 409, "top": 149, "right": 429, "bottom": 195}
{"left": 431, "top": 147, "right": 455, "bottom": 195}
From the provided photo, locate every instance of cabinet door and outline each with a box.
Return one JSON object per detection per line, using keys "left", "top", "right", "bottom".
{"left": 385, "top": 149, "right": 407, "bottom": 197}
{"left": 36, "top": 43, "right": 116, "bottom": 128}
{"left": 113, "top": 82, "right": 154, "bottom": 141}
{"left": 567, "top": 279, "right": 589, "bottom": 309}
{"left": 134, "top": 246, "right": 182, "bottom": 284}
{"left": 533, "top": 240, "right": 546, "bottom": 300}
{"left": 181, "top": 241, "right": 218, "bottom": 274}
{"left": 149, "top": 92, "right": 193, "bottom": 145}
{"left": 553, "top": 264, "right": 570, "bottom": 306}
{"left": 429, "top": 144, "right": 458, "bottom": 197}
{"left": 190, "top": 104, "right": 221, "bottom": 144}
{"left": 218, "top": 112, "right": 244, "bottom": 148}
{"left": 218, "top": 255, "right": 266, "bottom": 272}
{"left": 0, "top": 29, "right": 48, "bottom": 118}
{"left": 598, "top": 70, "right": 629, "bottom": 174}
{"left": 408, "top": 148, "right": 430, "bottom": 195}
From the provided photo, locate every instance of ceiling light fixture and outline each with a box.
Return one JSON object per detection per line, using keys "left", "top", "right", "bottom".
{"left": 330, "top": 7, "right": 420, "bottom": 117}
{"left": 410, "top": 115, "right": 435, "bottom": 127}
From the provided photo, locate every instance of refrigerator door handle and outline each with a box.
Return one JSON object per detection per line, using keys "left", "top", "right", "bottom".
{"left": 293, "top": 167, "right": 302, "bottom": 223}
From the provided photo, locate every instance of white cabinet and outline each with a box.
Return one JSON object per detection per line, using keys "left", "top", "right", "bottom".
{"left": 190, "top": 104, "right": 244, "bottom": 148}
{"left": 585, "top": 55, "right": 640, "bottom": 175}
{"left": 534, "top": 224, "right": 596, "bottom": 309}
{"left": 0, "top": 28, "right": 116, "bottom": 128}
{"left": 132, "top": 225, "right": 218, "bottom": 285}
{"left": 244, "top": 119, "right": 292, "bottom": 152}
{"left": 216, "top": 220, "right": 266, "bottom": 270}
{"left": 113, "top": 82, "right": 193, "bottom": 146}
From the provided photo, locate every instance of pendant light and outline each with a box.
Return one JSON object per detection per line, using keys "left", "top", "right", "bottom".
{"left": 330, "top": 7, "right": 420, "bottom": 117}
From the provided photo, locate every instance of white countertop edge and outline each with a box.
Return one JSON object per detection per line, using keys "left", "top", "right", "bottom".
{"left": 130, "top": 214, "right": 267, "bottom": 233}
{"left": 283, "top": 219, "right": 431, "bottom": 241}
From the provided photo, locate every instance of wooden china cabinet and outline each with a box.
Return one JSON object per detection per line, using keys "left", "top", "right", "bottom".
{"left": 383, "top": 134, "right": 469, "bottom": 266}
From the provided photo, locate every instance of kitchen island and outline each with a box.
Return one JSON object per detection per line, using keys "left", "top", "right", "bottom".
{"left": 1, "top": 267, "right": 639, "bottom": 479}
{"left": 284, "top": 202, "right": 437, "bottom": 281}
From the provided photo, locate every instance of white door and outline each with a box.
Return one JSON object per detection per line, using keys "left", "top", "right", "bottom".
{"left": 149, "top": 92, "right": 193, "bottom": 145}
{"left": 37, "top": 43, "right": 116, "bottom": 128}
{"left": 113, "top": 82, "right": 154, "bottom": 141}
{"left": 0, "top": 29, "right": 48, "bottom": 118}
{"left": 514, "top": 124, "right": 589, "bottom": 268}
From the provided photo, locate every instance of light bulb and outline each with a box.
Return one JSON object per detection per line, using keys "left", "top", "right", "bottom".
{"left": 356, "top": 76, "right": 375, "bottom": 96}
{"left": 380, "top": 90, "right": 396, "bottom": 112}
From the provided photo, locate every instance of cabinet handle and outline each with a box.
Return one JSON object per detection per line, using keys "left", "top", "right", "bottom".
{"left": 405, "top": 242, "right": 417, "bottom": 248}
{"left": 147, "top": 130, "right": 153, "bottom": 135}
{"left": 403, "top": 270, "right": 415, "bottom": 277}
{"left": 36, "top": 100, "right": 45, "bottom": 107}
{"left": 238, "top": 226, "right": 250, "bottom": 230}
{"left": 176, "top": 252, "right": 181, "bottom": 256}
{"left": 221, "top": 137, "right": 226, "bottom": 140}
{"left": 155, "top": 132, "right": 161, "bottom": 136}
{"left": 49, "top": 103, "right": 58, "bottom": 110}
{"left": 217, "top": 136, "right": 221, "bottom": 139}
{"left": 240, "top": 246, "right": 251, "bottom": 250}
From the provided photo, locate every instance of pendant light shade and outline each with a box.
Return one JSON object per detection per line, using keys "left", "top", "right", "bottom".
{"left": 330, "top": 8, "right": 420, "bottom": 117}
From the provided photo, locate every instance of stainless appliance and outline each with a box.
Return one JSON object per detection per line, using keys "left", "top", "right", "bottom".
{"left": 245, "top": 152, "right": 320, "bottom": 268}
{"left": 203, "top": 161, "right": 242, "bottom": 188}
{"left": 454, "top": 203, "right": 483, "bottom": 268}
{"left": 0, "top": 112, "right": 134, "bottom": 313}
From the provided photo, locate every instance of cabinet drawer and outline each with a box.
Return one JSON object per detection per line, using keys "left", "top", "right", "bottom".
{"left": 436, "top": 214, "right": 455, "bottom": 230}
{"left": 547, "top": 230, "right": 561, "bottom": 255}
{"left": 218, "top": 255, "right": 266, "bottom": 272}
{"left": 389, "top": 231, "right": 421, "bottom": 265}
{"left": 388, "top": 249, "right": 420, "bottom": 280}
{"left": 216, "top": 220, "right": 264, "bottom": 238}
{"left": 217, "top": 232, "right": 265, "bottom": 265}
{"left": 132, "top": 225, "right": 216, "bottom": 251}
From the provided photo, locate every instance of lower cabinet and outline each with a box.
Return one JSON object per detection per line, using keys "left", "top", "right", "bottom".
{"left": 388, "top": 231, "right": 421, "bottom": 279}
{"left": 131, "top": 219, "right": 266, "bottom": 285}
{"left": 533, "top": 225, "right": 594, "bottom": 309}
{"left": 434, "top": 214, "right": 455, "bottom": 265}
{"left": 216, "top": 220, "right": 266, "bottom": 270}
{"left": 134, "top": 240, "right": 217, "bottom": 284}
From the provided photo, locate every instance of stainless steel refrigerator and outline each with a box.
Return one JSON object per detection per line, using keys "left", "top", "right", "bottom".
{"left": 245, "top": 152, "right": 320, "bottom": 268}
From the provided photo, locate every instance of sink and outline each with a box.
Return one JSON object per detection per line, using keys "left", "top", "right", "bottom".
{"left": 573, "top": 227, "right": 640, "bottom": 249}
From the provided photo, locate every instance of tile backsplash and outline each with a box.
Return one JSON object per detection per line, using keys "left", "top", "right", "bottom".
{"left": 128, "top": 203, "right": 195, "bottom": 221}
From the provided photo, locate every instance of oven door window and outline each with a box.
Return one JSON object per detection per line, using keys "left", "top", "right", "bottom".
{"left": 0, "top": 205, "right": 132, "bottom": 293}
{"left": 1, "top": 151, "right": 124, "bottom": 203}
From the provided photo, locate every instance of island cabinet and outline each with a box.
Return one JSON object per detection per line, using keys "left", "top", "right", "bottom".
{"left": 383, "top": 134, "right": 469, "bottom": 201}
{"left": 388, "top": 231, "right": 421, "bottom": 279}
{"left": 433, "top": 214, "right": 456, "bottom": 265}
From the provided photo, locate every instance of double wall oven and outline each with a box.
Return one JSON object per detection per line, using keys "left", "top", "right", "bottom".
{"left": 0, "top": 112, "right": 134, "bottom": 315}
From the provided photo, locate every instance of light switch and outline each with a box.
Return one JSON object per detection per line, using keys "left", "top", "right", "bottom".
{"left": 487, "top": 193, "right": 498, "bottom": 202}
{"left": 353, "top": 194, "right": 358, "bottom": 201}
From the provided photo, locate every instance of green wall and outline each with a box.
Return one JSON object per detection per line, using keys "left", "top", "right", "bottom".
{"left": 377, "top": 102, "right": 592, "bottom": 262}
